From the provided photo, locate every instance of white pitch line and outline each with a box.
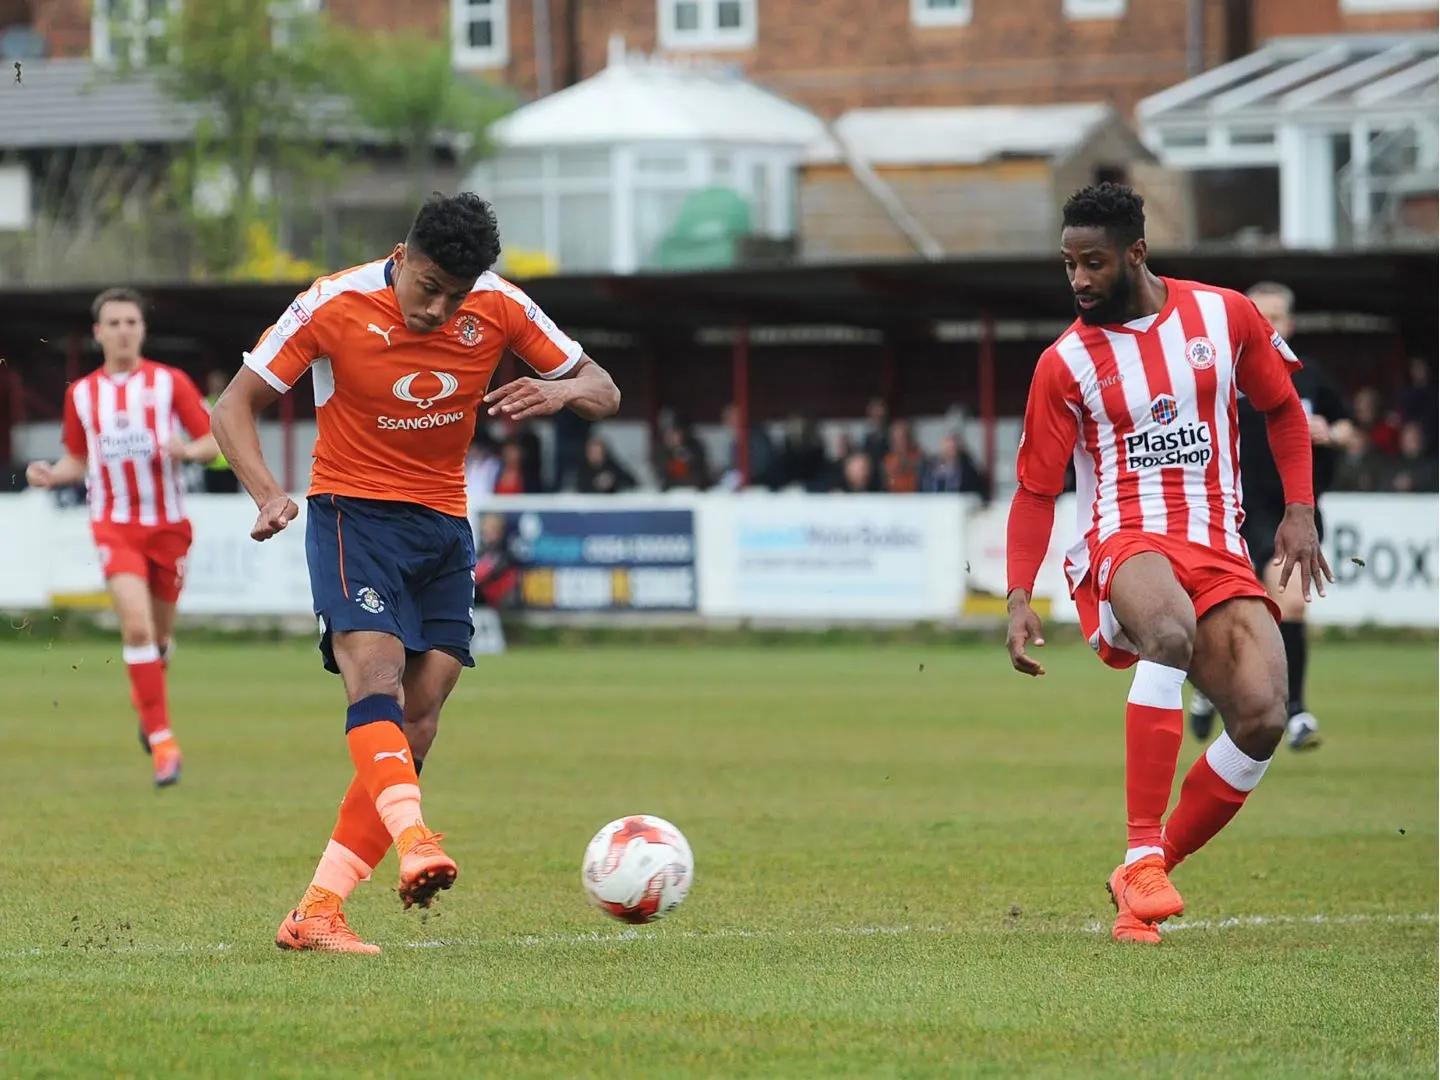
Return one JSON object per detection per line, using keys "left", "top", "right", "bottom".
{"left": 3, "top": 912, "right": 1432, "bottom": 959}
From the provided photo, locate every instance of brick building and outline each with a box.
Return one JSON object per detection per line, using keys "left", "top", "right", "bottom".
{"left": 0, "top": 0, "right": 1432, "bottom": 272}
{"left": 8, "top": 1, "right": 1435, "bottom": 118}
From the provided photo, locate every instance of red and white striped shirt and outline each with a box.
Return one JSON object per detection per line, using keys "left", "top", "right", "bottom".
{"left": 1015, "top": 278, "right": 1301, "bottom": 592}
{"left": 62, "top": 360, "right": 212, "bottom": 527}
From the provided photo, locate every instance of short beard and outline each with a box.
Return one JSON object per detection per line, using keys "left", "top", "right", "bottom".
{"left": 1076, "top": 271, "right": 1135, "bottom": 326}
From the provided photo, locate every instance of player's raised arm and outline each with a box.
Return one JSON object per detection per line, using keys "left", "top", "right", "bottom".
{"left": 483, "top": 288, "right": 620, "bottom": 421}
{"left": 1005, "top": 348, "right": 1081, "bottom": 677}
{"left": 1230, "top": 294, "right": 1331, "bottom": 600}
{"left": 212, "top": 291, "right": 325, "bottom": 541}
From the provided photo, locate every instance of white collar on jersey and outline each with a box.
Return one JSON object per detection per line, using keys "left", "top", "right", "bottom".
{"left": 1122, "top": 313, "right": 1160, "bottom": 332}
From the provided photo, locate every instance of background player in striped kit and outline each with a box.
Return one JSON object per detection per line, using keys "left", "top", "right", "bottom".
{"left": 1003, "top": 184, "right": 1331, "bottom": 944}
{"left": 25, "top": 287, "right": 219, "bottom": 787}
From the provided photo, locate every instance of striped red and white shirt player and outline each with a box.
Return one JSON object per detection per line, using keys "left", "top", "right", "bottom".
{"left": 62, "top": 360, "right": 213, "bottom": 527}
{"left": 1015, "top": 277, "right": 1301, "bottom": 593}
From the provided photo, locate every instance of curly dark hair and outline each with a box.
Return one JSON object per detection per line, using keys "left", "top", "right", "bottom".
{"left": 405, "top": 191, "right": 503, "bottom": 280}
{"left": 1061, "top": 182, "right": 1146, "bottom": 249}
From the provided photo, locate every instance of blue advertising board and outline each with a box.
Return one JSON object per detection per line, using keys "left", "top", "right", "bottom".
{"left": 484, "top": 508, "right": 697, "bottom": 612}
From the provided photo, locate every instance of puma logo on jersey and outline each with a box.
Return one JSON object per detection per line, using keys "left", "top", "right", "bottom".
{"left": 373, "top": 748, "right": 409, "bottom": 764}
{"left": 367, "top": 323, "right": 395, "bottom": 346}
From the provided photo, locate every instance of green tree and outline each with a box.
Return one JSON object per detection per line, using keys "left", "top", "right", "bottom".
{"left": 325, "top": 27, "right": 515, "bottom": 207}
{"left": 147, "top": 0, "right": 336, "bottom": 278}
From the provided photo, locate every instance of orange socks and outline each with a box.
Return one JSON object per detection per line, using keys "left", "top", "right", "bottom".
{"left": 332, "top": 774, "right": 393, "bottom": 869}
{"left": 344, "top": 694, "right": 427, "bottom": 842}
{"left": 302, "top": 695, "right": 434, "bottom": 911}
{"left": 303, "top": 775, "right": 394, "bottom": 907}
{"left": 124, "top": 643, "right": 174, "bottom": 750}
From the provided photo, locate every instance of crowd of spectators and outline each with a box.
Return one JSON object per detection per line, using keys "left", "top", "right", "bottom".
{"left": 1335, "top": 359, "right": 1438, "bottom": 493}
{"left": 465, "top": 397, "right": 994, "bottom": 502}
{"left": 463, "top": 360, "right": 1438, "bottom": 502}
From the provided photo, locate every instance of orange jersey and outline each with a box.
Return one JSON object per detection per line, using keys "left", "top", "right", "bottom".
{"left": 244, "top": 259, "right": 583, "bottom": 517}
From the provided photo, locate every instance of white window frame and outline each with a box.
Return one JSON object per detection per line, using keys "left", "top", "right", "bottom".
{"left": 91, "top": 0, "right": 173, "bottom": 66}
{"left": 452, "top": 0, "right": 509, "bottom": 69}
{"left": 1063, "top": 0, "right": 1126, "bottom": 19}
{"left": 911, "top": 0, "right": 973, "bottom": 29}
{"left": 658, "top": 0, "right": 758, "bottom": 52}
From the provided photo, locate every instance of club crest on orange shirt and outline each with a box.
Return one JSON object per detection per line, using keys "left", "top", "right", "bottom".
{"left": 455, "top": 315, "right": 483, "bottom": 347}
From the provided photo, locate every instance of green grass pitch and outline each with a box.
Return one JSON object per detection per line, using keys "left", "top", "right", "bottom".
{"left": 0, "top": 637, "right": 1434, "bottom": 1078}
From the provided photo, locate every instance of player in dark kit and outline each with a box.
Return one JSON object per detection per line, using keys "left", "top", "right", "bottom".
{"left": 1188, "top": 282, "right": 1360, "bottom": 751}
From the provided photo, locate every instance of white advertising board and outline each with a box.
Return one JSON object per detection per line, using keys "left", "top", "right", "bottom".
{"left": 963, "top": 490, "right": 1437, "bottom": 628}
{"left": 1313, "top": 493, "right": 1438, "bottom": 628}
{"left": 964, "top": 493, "right": 1079, "bottom": 604}
{"left": 697, "top": 494, "right": 966, "bottom": 620}
{"left": 179, "top": 497, "right": 314, "bottom": 616}
{"left": 0, "top": 492, "right": 1432, "bottom": 628}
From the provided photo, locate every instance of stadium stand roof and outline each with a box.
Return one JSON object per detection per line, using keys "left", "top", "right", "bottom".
{"left": 0, "top": 249, "right": 1432, "bottom": 349}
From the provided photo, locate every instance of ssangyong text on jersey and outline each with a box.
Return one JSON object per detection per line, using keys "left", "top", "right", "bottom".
{"left": 377, "top": 410, "right": 468, "bottom": 431}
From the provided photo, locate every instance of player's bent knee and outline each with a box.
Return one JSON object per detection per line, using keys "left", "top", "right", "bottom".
{"left": 1223, "top": 677, "right": 1287, "bottom": 756}
{"left": 1278, "top": 593, "right": 1307, "bottom": 623}
{"left": 1228, "top": 706, "right": 1286, "bottom": 757}
{"left": 119, "top": 625, "right": 155, "bottom": 649}
{"left": 345, "top": 692, "right": 404, "bottom": 732}
{"left": 346, "top": 662, "right": 404, "bottom": 704}
{"left": 1137, "top": 616, "right": 1194, "bottom": 670}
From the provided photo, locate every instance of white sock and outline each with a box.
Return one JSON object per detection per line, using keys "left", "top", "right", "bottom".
{"left": 1127, "top": 660, "right": 1187, "bottom": 709}
{"left": 1124, "top": 846, "right": 1166, "bottom": 865}
{"left": 1205, "top": 732, "right": 1271, "bottom": 792}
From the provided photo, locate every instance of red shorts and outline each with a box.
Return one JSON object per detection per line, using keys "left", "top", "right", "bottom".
{"left": 91, "top": 520, "right": 194, "bottom": 604}
{"left": 1072, "top": 531, "right": 1279, "bottom": 671}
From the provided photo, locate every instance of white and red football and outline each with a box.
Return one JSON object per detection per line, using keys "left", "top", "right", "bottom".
{"left": 581, "top": 815, "right": 694, "bottom": 924}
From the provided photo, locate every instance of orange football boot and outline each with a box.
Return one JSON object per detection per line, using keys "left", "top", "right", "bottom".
{"left": 1106, "top": 854, "right": 1184, "bottom": 944}
{"left": 1111, "top": 854, "right": 1185, "bottom": 923}
{"left": 152, "top": 741, "right": 182, "bottom": 787}
{"left": 275, "top": 886, "right": 380, "bottom": 954}
{"left": 395, "top": 825, "right": 458, "bottom": 910}
{"left": 1106, "top": 873, "right": 1163, "bottom": 944}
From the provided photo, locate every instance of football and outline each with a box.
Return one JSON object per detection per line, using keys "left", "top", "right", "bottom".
{"left": 581, "top": 815, "right": 694, "bottom": 924}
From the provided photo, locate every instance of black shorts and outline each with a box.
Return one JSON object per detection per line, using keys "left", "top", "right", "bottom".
{"left": 305, "top": 494, "right": 477, "bottom": 675}
{"left": 1240, "top": 502, "right": 1325, "bottom": 579}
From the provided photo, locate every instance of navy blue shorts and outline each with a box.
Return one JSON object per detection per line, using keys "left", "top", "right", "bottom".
{"left": 305, "top": 494, "right": 477, "bottom": 674}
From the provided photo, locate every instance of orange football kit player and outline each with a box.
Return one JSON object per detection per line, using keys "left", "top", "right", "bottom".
{"left": 212, "top": 193, "right": 620, "bottom": 952}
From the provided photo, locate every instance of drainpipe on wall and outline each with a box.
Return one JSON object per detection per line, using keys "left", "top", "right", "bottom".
{"left": 1187, "top": 0, "right": 1205, "bottom": 75}
{"left": 533, "top": 0, "right": 554, "bottom": 97}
